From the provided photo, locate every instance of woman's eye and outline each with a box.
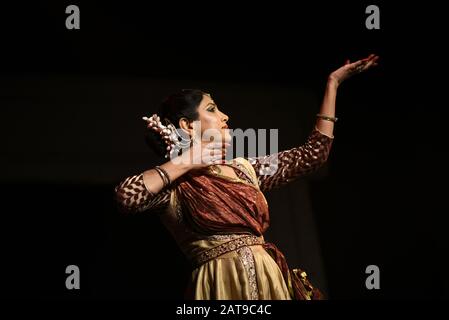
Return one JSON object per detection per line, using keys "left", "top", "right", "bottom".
{"left": 208, "top": 107, "right": 216, "bottom": 112}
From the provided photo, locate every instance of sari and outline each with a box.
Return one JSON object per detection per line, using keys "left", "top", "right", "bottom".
{"left": 175, "top": 158, "right": 323, "bottom": 300}
{"left": 115, "top": 127, "right": 333, "bottom": 299}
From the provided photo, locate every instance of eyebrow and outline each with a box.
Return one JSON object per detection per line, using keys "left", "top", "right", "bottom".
{"left": 205, "top": 102, "right": 217, "bottom": 108}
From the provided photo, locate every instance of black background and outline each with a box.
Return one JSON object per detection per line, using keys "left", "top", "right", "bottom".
{"left": 1, "top": 1, "right": 447, "bottom": 302}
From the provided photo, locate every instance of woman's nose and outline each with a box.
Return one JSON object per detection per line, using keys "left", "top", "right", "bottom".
{"left": 222, "top": 113, "right": 229, "bottom": 123}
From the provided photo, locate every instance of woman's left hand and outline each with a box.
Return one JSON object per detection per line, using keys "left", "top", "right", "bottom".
{"left": 328, "top": 54, "right": 379, "bottom": 86}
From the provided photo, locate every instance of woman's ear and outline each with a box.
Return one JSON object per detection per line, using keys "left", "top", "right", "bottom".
{"left": 179, "top": 117, "right": 193, "bottom": 133}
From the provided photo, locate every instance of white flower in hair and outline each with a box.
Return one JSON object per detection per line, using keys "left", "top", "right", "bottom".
{"left": 143, "top": 114, "right": 192, "bottom": 158}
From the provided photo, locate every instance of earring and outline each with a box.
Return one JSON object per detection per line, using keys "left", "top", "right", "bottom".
{"left": 190, "top": 133, "right": 198, "bottom": 146}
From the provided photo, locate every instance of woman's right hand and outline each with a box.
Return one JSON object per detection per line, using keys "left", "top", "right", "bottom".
{"left": 143, "top": 115, "right": 230, "bottom": 171}
{"left": 178, "top": 140, "right": 231, "bottom": 170}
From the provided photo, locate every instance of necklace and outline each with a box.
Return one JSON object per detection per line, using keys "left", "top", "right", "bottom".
{"left": 209, "top": 164, "right": 222, "bottom": 175}
{"left": 208, "top": 158, "right": 235, "bottom": 175}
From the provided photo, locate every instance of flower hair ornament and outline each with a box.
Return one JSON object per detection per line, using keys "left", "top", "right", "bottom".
{"left": 143, "top": 114, "right": 193, "bottom": 158}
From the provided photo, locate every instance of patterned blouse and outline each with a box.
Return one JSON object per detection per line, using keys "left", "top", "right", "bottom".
{"left": 115, "top": 127, "right": 334, "bottom": 214}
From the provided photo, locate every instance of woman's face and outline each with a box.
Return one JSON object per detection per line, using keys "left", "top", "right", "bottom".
{"left": 189, "top": 94, "right": 231, "bottom": 143}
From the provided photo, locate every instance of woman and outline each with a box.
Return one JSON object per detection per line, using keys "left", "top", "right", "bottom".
{"left": 114, "top": 54, "right": 379, "bottom": 300}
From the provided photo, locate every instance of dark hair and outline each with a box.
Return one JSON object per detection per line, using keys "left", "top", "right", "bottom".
{"left": 144, "top": 89, "right": 206, "bottom": 157}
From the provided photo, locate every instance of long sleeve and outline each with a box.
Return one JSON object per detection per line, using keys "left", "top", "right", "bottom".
{"left": 247, "top": 126, "right": 334, "bottom": 193}
{"left": 114, "top": 173, "right": 171, "bottom": 214}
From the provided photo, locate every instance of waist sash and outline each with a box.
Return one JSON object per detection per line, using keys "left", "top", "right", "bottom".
{"left": 192, "top": 235, "right": 264, "bottom": 268}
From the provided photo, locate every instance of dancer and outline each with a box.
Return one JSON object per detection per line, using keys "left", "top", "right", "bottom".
{"left": 115, "top": 54, "right": 379, "bottom": 299}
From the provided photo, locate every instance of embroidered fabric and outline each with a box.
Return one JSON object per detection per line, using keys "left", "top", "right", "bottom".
{"left": 236, "top": 246, "right": 259, "bottom": 300}
{"left": 248, "top": 126, "right": 334, "bottom": 192}
{"left": 192, "top": 235, "right": 265, "bottom": 267}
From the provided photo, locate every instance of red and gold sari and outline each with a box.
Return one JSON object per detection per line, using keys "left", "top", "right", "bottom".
{"left": 115, "top": 127, "right": 333, "bottom": 300}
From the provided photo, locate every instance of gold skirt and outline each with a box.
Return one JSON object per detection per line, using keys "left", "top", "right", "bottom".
{"left": 187, "top": 244, "right": 292, "bottom": 300}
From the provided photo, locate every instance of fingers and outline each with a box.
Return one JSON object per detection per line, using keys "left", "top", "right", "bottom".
{"left": 205, "top": 154, "right": 227, "bottom": 165}
{"left": 202, "top": 143, "right": 227, "bottom": 163}
{"left": 362, "top": 54, "right": 376, "bottom": 62}
{"left": 348, "top": 54, "right": 379, "bottom": 74}
{"left": 359, "top": 54, "right": 375, "bottom": 64}
{"left": 353, "top": 60, "right": 364, "bottom": 68}
{"left": 371, "top": 55, "right": 380, "bottom": 65}
{"left": 207, "top": 148, "right": 225, "bottom": 157}
{"left": 364, "top": 58, "right": 377, "bottom": 69}
{"left": 210, "top": 155, "right": 226, "bottom": 164}
{"left": 362, "top": 54, "right": 380, "bottom": 70}
{"left": 362, "top": 54, "right": 379, "bottom": 64}
{"left": 347, "top": 60, "right": 365, "bottom": 74}
{"left": 205, "top": 142, "right": 231, "bottom": 149}
{"left": 195, "top": 140, "right": 230, "bottom": 165}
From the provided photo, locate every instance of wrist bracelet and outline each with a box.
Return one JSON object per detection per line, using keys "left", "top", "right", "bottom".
{"left": 154, "top": 167, "right": 167, "bottom": 187}
{"left": 155, "top": 166, "right": 171, "bottom": 187}
{"left": 316, "top": 113, "right": 338, "bottom": 123}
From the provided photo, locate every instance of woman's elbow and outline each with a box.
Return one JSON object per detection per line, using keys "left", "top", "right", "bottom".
{"left": 114, "top": 186, "right": 139, "bottom": 214}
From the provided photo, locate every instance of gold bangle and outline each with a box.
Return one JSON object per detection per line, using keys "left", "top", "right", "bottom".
{"left": 316, "top": 114, "right": 338, "bottom": 123}
{"left": 158, "top": 166, "right": 172, "bottom": 185}
{"left": 154, "top": 167, "right": 168, "bottom": 187}
{"left": 154, "top": 166, "right": 171, "bottom": 187}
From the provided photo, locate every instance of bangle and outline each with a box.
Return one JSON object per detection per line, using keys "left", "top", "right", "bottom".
{"left": 154, "top": 166, "right": 171, "bottom": 187}
{"left": 153, "top": 167, "right": 166, "bottom": 187}
{"left": 316, "top": 113, "right": 338, "bottom": 123}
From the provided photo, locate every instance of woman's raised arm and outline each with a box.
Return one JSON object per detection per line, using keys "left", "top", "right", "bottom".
{"left": 249, "top": 54, "right": 379, "bottom": 192}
